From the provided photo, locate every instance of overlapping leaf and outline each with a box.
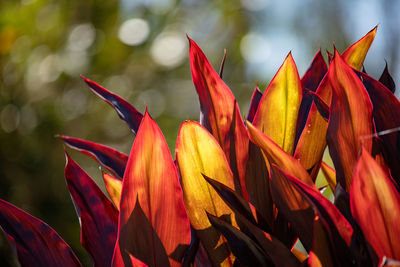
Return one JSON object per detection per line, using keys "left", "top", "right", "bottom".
{"left": 81, "top": 75, "right": 143, "bottom": 133}
{"left": 351, "top": 148, "right": 400, "bottom": 261}
{"left": 102, "top": 172, "right": 122, "bottom": 209}
{"left": 65, "top": 153, "right": 118, "bottom": 267}
{"left": 294, "top": 27, "right": 377, "bottom": 180}
{"left": 0, "top": 199, "right": 81, "bottom": 267}
{"left": 269, "top": 165, "right": 315, "bottom": 251}
{"left": 246, "top": 121, "right": 314, "bottom": 186}
{"left": 246, "top": 87, "right": 262, "bottom": 122}
{"left": 355, "top": 70, "right": 400, "bottom": 183}
{"left": 176, "top": 121, "right": 236, "bottom": 266}
{"left": 113, "top": 111, "right": 191, "bottom": 267}
{"left": 295, "top": 50, "right": 327, "bottom": 146}
{"left": 60, "top": 135, "right": 127, "bottom": 179}
{"left": 188, "top": 38, "right": 249, "bottom": 198}
{"left": 379, "top": 62, "right": 396, "bottom": 94}
{"left": 326, "top": 50, "right": 373, "bottom": 192}
{"left": 252, "top": 52, "right": 302, "bottom": 155}
{"left": 342, "top": 26, "right": 377, "bottom": 70}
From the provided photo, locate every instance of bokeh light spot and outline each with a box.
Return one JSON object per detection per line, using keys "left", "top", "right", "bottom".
{"left": 150, "top": 32, "right": 186, "bottom": 68}
{"left": 118, "top": 18, "right": 150, "bottom": 46}
{"left": 1, "top": 104, "right": 20, "bottom": 133}
{"left": 240, "top": 32, "right": 271, "bottom": 63}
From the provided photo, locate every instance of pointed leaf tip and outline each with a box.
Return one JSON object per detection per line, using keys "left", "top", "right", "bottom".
{"left": 351, "top": 148, "right": 400, "bottom": 260}
{"left": 114, "top": 111, "right": 190, "bottom": 267}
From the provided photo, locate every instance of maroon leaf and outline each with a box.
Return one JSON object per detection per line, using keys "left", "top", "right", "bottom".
{"left": 295, "top": 50, "right": 328, "bottom": 146}
{"left": 0, "top": 199, "right": 81, "bottom": 267}
{"left": 60, "top": 135, "right": 127, "bottom": 179}
{"left": 378, "top": 61, "right": 396, "bottom": 94}
{"left": 65, "top": 152, "right": 119, "bottom": 267}
{"left": 355, "top": 70, "right": 400, "bottom": 184}
{"left": 81, "top": 75, "right": 143, "bottom": 134}
{"left": 246, "top": 87, "right": 263, "bottom": 123}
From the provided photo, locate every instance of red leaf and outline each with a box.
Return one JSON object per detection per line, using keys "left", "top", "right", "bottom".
{"left": 326, "top": 50, "right": 373, "bottom": 192}
{"left": 0, "top": 199, "right": 81, "bottom": 267}
{"left": 60, "top": 135, "right": 127, "bottom": 179}
{"left": 113, "top": 111, "right": 190, "bottom": 267}
{"left": 81, "top": 75, "right": 143, "bottom": 133}
{"left": 351, "top": 148, "right": 400, "bottom": 260}
{"left": 65, "top": 153, "right": 118, "bottom": 267}
{"left": 284, "top": 167, "right": 353, "bottom": 247}
{"left": 188, "top": 37, "right": 249, "bottom": 199}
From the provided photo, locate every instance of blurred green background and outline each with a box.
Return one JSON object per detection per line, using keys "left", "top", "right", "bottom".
{"left": 0, "top": 0, "right": 398, "bottom": 265}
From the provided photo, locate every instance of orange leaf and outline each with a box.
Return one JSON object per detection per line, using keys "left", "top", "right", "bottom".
{"left": 342, "top": 26, "right": 377, "bottom": 70}
{"left": 113, "top": 111, "right": 190, "bottom": 267}
{"left": 253, "top": 53, "right": 302, "bottom": 155}
{"left": 102, "top": 172, "right": 122, "bottom": 210}
{"left": 294, "top": 27, "right": 376, "bottom": 179}
{"left": 294, "top": 75, "right": 332, "bottom": 180}
{"left": 176, "top": 120, "right": 235, "bottom": 266}
{"left": 326, "top": 50, "right": 373, "bottom": 192}
{"left": 188, "top": 38, "right": 249, "bottom": 199}
{"left": 351, "top": 148, "right": 400, "bottom": 260}
{"left": 246, "top": 121, "right": 314, "bottom": 186}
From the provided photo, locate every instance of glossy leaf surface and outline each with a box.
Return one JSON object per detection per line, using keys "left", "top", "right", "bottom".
{"left": 65, "top": 153, "right": 118, "bottom": 267}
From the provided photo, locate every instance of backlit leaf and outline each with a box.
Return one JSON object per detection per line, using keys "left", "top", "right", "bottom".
{"left": 351, "top": 148, "right": 400, "bottom": 260}
{"left": 102, "top": 172, "right": 122, "bottom": 209}
{"left": 113, "top": 111, "right": 190, "bottom": 267}
{"left": 326, "top": 50, "right": 373, "bottom": 192}
{"left": 188, "top": 38, "right": 249, "bottom": 199}
{"left": 342, "top": 26, "right": 377, "bottom": 70}
{"left": 176, "top": 120, "right": 235, "bottom": 266}
{"left": 252, "top": 52, "right": 302, "bottom": 155}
